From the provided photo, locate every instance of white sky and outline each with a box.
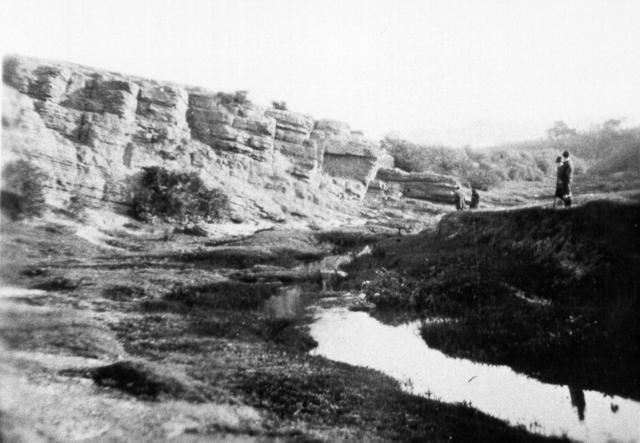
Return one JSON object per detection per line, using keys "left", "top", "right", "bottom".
{"left": 2, "top": 0, "right": 639, "bottom": 147}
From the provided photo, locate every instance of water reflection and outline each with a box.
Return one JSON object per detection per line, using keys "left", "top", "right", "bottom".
{"left": 295, "top": 254, "right": 350, "bottom": 291}
{"left": 310, "top": 307, "right": 640, "bottom": 441}
{"left": 569, "top": 386, "right": 586, "bottom": 421}
{"left": 262, "top": 287, "right": 310, "bottom": 319}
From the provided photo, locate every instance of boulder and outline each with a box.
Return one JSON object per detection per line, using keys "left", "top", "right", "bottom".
{"left": 313, "top": 128, "right": 383, "bottom": 187}
{"left": 375, "top": 168, "right": 460, "bottom": 204}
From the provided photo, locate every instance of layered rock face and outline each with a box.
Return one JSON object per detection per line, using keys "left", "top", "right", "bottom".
{"left": 2, "top": 55, "right": 388, "bottom": 221}
{"left": 373, "top": 168, "right": 460, "bottom": 203}
{"left": 311, "top": 120, "right": 385, "bottom": 197}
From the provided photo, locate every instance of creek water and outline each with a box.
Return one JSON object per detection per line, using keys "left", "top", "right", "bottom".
{"left": 307, "top": 305, "right": 640, "bottom": 441}
{"left": 262, "top": 286, "right": 316, "bottom": 318}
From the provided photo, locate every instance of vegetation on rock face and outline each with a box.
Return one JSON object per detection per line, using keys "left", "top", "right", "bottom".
{"left": 63, "top": 186, "right": 92, "bottom": 220}
{"left": 0, "top": 160, "right": 48, "bottom": 219}
{"left": 130, "top": 166, "right": 229, "bottom": 223}
{"left": 271, "top": 100, "right": 288, "bottom": 111}
{"left": 215, "top": 90, "right": 250, "bottom": 108}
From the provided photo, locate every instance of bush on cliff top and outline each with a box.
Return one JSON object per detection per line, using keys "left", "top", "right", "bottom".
{"left": 131, "top": 166, "right": 229, "bottom": 223}
{"left": 1, "top": 160, "right": 48, "bottom": 219}
{"left": 216, "top": 90, "right": 250, "bottom": 107}
{"left": 271, "top": 100, "right": 288, "bottom": 111}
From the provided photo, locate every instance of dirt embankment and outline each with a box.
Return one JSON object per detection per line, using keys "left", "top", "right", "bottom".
{"left": 0, "top": 214, "right": 555, "bottom": 441}
{"left": 349, "top": 200, "right": 640, "bottom": 399}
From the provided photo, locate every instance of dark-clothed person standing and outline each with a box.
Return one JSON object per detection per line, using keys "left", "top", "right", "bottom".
{"left": 559, "top": 151, "right": 573, "bottom": 207}
{"left": 470, "top": 188, "right": 480, "bottom": 209}
{"left": 554, "top": 156, "right": 564, "bottom": 208}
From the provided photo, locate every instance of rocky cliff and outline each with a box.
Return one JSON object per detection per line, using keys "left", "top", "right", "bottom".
{"left": 2, "top": 55, "right": 388, "bottom": 223}
{"left": 372, "top": 168, "right": 460, "bottom": 203}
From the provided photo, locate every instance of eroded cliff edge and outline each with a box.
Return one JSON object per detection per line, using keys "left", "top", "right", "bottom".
{"left": 2, "top": 55, "right": 394, "bottom": 224}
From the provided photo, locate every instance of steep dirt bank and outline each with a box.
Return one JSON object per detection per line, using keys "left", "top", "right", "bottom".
{"left": 349, "top": 200, "right": 640, "bottom": 400}
{"left": 0, "top": 213, "right": 555, "bottom": 441}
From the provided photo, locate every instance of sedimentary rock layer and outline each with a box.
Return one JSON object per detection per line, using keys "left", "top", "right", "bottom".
{"left": 2, "top": 55, "right": 389, "bottom": 219}
{"left": 375, "top": 168, "right": 460, "bottom": 203}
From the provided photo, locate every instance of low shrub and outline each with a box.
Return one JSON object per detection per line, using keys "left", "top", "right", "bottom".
{"left": 88, "top": 361, "right": 192, "bottom": 399}
{"left": 64, "top": 188, "right": 91, "bottom": 220}
{"left": 131, "top": 166, "right": 229, "bottom": 223}
{"left": 382, "top": 135, "right": 508, "bottom": 190}
{"left": 216, "top": 90, "right": 250, "bottom": 107}
{"left": 363, "top": 268, "right": 420, "bottom": 309}
{"left": 1, "top": 160, "right": 48, "bottom": 219}
{"left": 464, "top": 167, "right": 502, "bottom": 191}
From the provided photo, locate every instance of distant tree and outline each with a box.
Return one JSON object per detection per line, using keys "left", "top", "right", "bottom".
{"left": 271, "top": 101, "right": 288, "bottom": 111}
{"left": 547, "top": 121, "right": 577, "bottom": 140}
{"left": 233, "top": 90, "right": 249, "bottom": 104}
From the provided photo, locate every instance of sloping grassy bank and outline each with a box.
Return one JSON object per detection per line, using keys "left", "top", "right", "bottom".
{"left": 349, "top": 200, "right": 640, "bottom": 399}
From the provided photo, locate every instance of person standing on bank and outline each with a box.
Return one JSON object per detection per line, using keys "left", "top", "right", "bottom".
{"left": 554, "top": 156, "right": 564, "bottom": 208}
{"left": 470, "top": 187, "right": 480, "bottom": 209}
{"left": 453, "top": 185, "right": 466, "bottom": 211}
{"left": 559, "top": 151, "right": 573, "bottom": 207}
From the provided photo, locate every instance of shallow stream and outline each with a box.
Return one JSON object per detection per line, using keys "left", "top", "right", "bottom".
{"left": 307, "top": 304, "right": 640, "bottom": 441}
{"left": 258, "top": 238, "right": 640, "bottom": 441}
{"left": 260, "top": 279, "right": 640, "bottom": 442}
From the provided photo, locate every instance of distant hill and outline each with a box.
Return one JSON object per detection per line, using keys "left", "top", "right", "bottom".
{"left": 383, "top": 122, "right": 640, "bottom": 192}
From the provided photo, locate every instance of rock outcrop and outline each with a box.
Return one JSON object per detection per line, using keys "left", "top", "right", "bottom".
{"left": 310, "top": 120, "right": 386, "bottom": 197}
{"left": 2, "top": 55, "right": 390, "bottom": 222}
{"left": 374, "top": 168, "right": 460, "bottom": 203}
{"left": 266, "top": 109, "right": 319, "bottom": 180}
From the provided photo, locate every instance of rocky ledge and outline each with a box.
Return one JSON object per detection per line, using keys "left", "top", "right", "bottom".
{"left": 2, "top": 55, "right": 392, "bottom": 222}
{"left": 372, "top": 167, "right": 460, "bottom": 203}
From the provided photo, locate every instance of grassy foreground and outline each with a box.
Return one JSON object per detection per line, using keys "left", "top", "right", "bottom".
{"left": 0, "top": 214, "right": 557, "bottom": 441}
